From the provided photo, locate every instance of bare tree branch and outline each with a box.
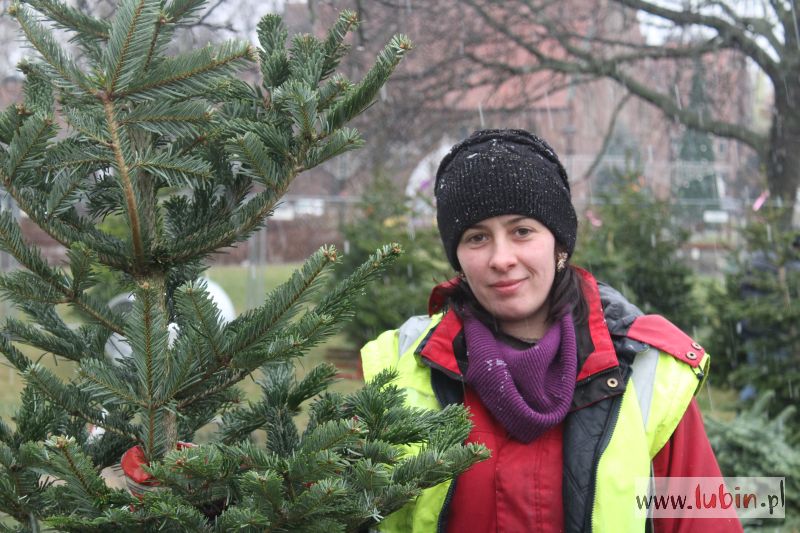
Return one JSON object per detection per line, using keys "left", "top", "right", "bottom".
{"left": 612, "top": 0, "right": 781, "bottom": 81}
{"left": 580, "top": 93, "right": 631, "bottom": 183}
{"left": 767, "top": 0, "right": 797, "bottom": 49}
{"left": 684, "top": 1, "right": 785, "bottom": 55}
{"left": 197, "top": 0, "right": 226, "bottom": 25}
{"left": 462, "top": 0, "right": 768, "bottom": 152}
{"left": 556, "top": 34, "right": 769, "bottom": 153}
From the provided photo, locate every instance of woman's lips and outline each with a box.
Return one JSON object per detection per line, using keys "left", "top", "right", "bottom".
{"left": 489, "top": 278, "right": 525, "bottom": 294}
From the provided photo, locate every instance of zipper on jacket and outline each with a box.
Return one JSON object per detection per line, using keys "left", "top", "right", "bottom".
{"left": 436, "top": 476, "right": 458, "bottom": 533}
{"left": 584, "top": 372, "right": 628, "bottom": 532}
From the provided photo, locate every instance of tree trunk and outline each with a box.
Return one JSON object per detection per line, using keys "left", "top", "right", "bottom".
{"left": 765, "top": 67, "right": 800, "bottom": 225}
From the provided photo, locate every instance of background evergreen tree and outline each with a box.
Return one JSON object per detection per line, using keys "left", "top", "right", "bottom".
{"left": 574, "top": 170, "right": 700, "bottom": 330}
{"left": 705, "top": 392, "right": 800, "bottom": 530}
{"left": 674, "top": 61, "right": 720, "bottom": 229}
{"left": 0, "top": 2, "right": 486, "bottom": 531}
{"left": 335, "top": 174, "right": 448, "bottom": 348}
{"left": 706, "top": 210, "right": 800, "bottom": 434}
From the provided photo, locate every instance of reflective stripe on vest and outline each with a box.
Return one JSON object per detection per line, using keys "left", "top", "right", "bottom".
{"left": 360, "top": 315, "right": 706, "bottom": 533}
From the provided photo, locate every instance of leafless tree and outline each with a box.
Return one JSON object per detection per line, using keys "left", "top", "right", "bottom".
{"left": 294, "top": 1, "right": 770, "bottom": 209}
{"left": 452, "top": 0, "right": 799, "bottom": 216}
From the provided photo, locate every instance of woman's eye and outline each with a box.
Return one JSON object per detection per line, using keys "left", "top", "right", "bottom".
{"left": 515, "top": 227, "right": 533, "bottom": 237}
{"left": 466, "top": 233, "right": 486, "bottom": 243}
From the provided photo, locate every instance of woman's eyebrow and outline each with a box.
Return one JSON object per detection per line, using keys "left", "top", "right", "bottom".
{"left": 503, "top": 216, "right": 530, "bottom": 226}
{"left": 465, "top": 223, "right": 489, "bottom": 231}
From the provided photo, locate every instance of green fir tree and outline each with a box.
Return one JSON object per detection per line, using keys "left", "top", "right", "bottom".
{"left": 336, "top": 173, "right": 448, "bottom": 348}
{"left": 575, "top": 170, "right": 700, "bottom": 330}
{"left": 706, "top": 209, "right": 800, "bottom": 432}
{"left": 0, "top": 2, "right": 486, "bottom": 531}
{"left": 673, "top": 61, "right": 720, "bottom": 228}
{"left": 706, "top": 392, "right": 800, "bottom": 530}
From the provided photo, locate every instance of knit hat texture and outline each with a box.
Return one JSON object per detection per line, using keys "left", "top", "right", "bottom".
{"left": 434, "top": 129, "right": 577, "bottom": 270}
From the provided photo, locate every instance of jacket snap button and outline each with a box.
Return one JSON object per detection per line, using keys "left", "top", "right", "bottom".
{"left": 686, "top": 351, "right": 698, "bottom": 360}
{"left": 691, "top": 342, "right": 702, "bottom": 350}
{"left": 606, "top": 378, "right": 619, "bottom": 388}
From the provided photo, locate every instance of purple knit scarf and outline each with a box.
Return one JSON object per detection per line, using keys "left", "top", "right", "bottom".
{"left": 463, "top": 312, "right": 578, "bottom": 443}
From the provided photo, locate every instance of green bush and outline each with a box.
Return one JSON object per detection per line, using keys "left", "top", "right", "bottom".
{"left": 336, "top": 174, "right": 449, "bottom": 347}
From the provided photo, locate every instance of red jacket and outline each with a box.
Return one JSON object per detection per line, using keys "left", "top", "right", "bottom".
{"left": 420, "top": 272, "right": 742, "bottom": 533}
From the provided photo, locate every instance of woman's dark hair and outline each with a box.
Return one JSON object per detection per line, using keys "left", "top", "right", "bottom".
{"left": 548, "top": 264, "right": 588, "bottom": 326}
{"left": 446, "top": 257, "right": 588, "bottom": 334}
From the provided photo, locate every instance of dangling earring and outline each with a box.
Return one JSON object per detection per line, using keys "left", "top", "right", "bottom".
{"left": 458, "top": 271, "right": 467, "bottom": 283}
{"left": 556, "top": 252, "right": 568, "bottom": 272}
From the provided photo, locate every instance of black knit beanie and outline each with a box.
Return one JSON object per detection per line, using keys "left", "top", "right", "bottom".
{"left": 435, "top": 129, "right": 577, "bottom": 271}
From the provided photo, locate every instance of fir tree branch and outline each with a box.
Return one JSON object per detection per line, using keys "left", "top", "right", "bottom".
{"left": 320, "top": 10, "right": 358, "bottom": 81}
{"left": 12, "top": 186, "right": 129, "bottom": 272}
{"left": 287, "top": 34, "right": 326, "bottom": 89}
{"left": 0, "top": 212, "right": 126, "bottom": 334}
{"left": 0, "top": 275, "right": 67, "bottom": 315}
{"left": 1, "top": 186, "right": 74, "bottom": 253}
{"left": 45, "top": 168, "right": 87, "bottom": 220}
{"left": 257, "top": 14, "right": 289, "bottom": 90}
{"left": 323, "top": 34, "right": 412, "bottom": 134}
{"left": 2, "top": 113, "right": 56, "bottom": 184}
{"left": 285, "top": 478, "right": 348, "bottom": 526}
{"left": 69, "top": 292, "right": 127, "bottom": 337}
{"left": 4, "top": 318, "right": 84, "bottom": 362}
{"left": 272, "top": 80, "right": 318, "bottom": 139}
{"left": 20, "top": 55, "right": 55, "bottom": 118}
{"left": 42, "top": 153, "right": 112, "bottom": 173}
{"left": 0, "top": 211, "right": 69, "bottom": 294}
{"left": 116, "top": 40, "right": 255, "bottom": 100}
{"left": 164, "top": 0, "right": 207, "bottom": 23}
{"left": 317, "top": 75, "right": 353, "bottom": 113}
{"left": 166, "top": 182, "right": 289, "bottom": 264}
{"left": 305, "top": 128, "right": 363, "bottom": 168}
{"left": 155, "top": 337, "right": 202, "bottom": 407}
{"left": 25, "top": 0, "right": 110, "bottom": 39}
{"left": 178, "top": 283, "right": 226, "bottom": 364}
{"left": 62, "top": 104, "right": 110, "bottom": 144}
{"left": 0, "top": 445, "right": 44, "bottom": 526}
{"left": 224, "top": 247, "right": 337, "bottom": 356}
{"left": 24, "top": 364, "right": 138, "bottom": 441}
{"left": 49, "top": 436, "right": 107, "bottom": 504}
{"left": 226, "top": 132, "right": 286, "bottom": 187}
{"left": 8, "top": 4, "right": 95, "bottom": 95}
{"left": 79, "top": 359, "right": 145, "bottom": 407}
{"left": 126, "top": 280, "right": 173, "bottom": 457}
{"left": 141, "top": 16, "right": 165, "bottom": 73}
{"left": 101, "top": 93, "right": 145, "bottom": 269}
{"left": 103, "top": 0, "right": 160, "bottom": 94}
{"left": 176, "top": 368, "right": 248, "bottom": 410}
{"left": 0, "top": 334, "right": 34, "bottom": 373}
{"left": 119, "top": 100, "right": 211, "bottom": 138}
{"left": 134, "top": 152, "right": 212, "bottom": 187}
{"left": 0, "top": 106, "right": 23, "bottom": 145}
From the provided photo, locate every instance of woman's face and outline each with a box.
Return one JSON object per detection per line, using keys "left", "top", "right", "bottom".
{"left": 456, "top": 214, "right": 557, "bottom": 340}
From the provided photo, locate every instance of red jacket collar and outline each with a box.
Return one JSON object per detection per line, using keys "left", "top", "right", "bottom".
{"left": 428, "top": 276, "right": 459, "bottom": 315}
{"left": 573, "top": 267, "right": 619, "bottom": 381}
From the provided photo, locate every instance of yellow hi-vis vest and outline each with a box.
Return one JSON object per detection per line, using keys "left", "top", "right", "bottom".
{"left": 361, "top": 313, "right": 710, "bottom": 533}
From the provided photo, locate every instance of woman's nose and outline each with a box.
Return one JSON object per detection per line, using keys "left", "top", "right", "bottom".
{"left": 489, "top": 240, "right": 516, "bottom": 271}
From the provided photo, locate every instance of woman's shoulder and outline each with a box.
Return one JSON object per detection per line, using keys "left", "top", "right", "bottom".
{"left": 596, "top": 280, "right": 705, "bottom": 366}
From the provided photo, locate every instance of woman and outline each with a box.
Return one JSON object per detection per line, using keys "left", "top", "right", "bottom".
{"left": 361, "top": 129, "right": 742, "bottom": 532}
